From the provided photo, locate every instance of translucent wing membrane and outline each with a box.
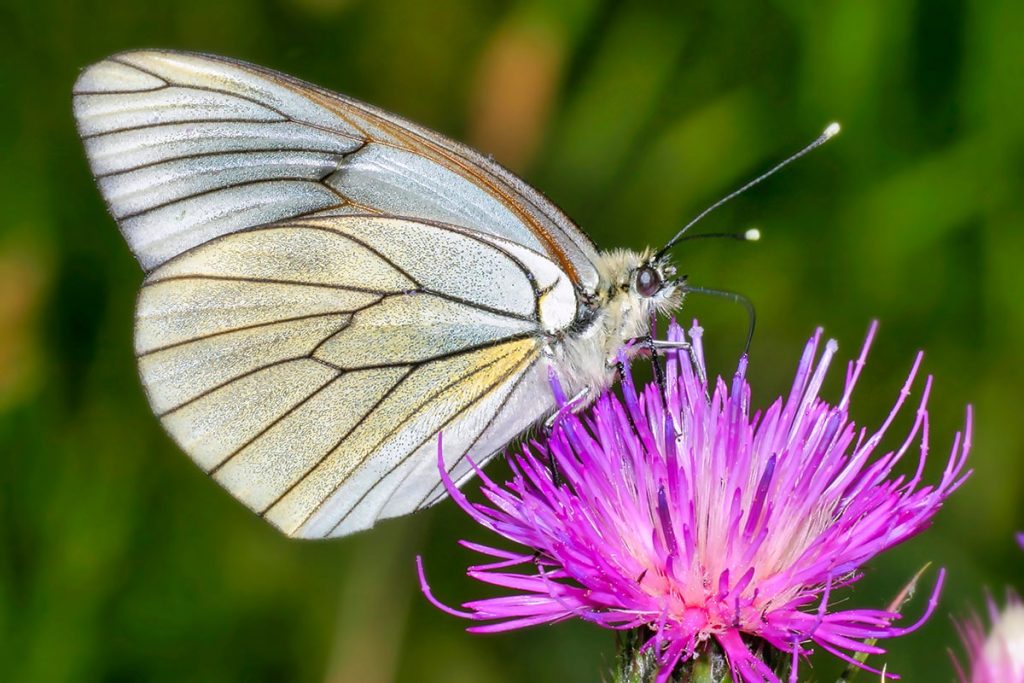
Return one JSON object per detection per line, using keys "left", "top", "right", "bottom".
{"left": 73, "top": 50, "right": 598, "bottom": 538}
{"left": 73, "top": 50, "right": 600, "bottom": 289}
{"left": 135, "top": 216, "right": 568, "bottom": 537}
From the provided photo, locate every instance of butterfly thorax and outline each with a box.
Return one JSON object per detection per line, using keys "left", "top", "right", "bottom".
{"left": 549, "top": 248, "right": 683, "bottom": 398}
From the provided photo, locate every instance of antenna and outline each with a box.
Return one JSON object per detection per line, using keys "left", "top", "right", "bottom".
{"left": 670, "top": 227, "right": 761, "bottom": 245}
{"left": 655, "top": 122, "right": 840, "bottom": 259}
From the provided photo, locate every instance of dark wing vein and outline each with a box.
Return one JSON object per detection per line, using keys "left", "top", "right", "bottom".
{"left": 143, "top": 273, "right": 398, "bottom": 296}
{"left": 156, "top": 354, "right": 322, "bottom": 418}
{"left": 118, "top": 176, "right": 348, "bottom": 220}
{"left": 135, "top": 308, "right": 366, "bottom": 358}
{"left": 324, "top": 346, "right": 539, "bottom": 535}
{"left": 75, "top": 84, "right": 171, "bottom": 96}
{"left": 283, "top": 222, "right": 423, "bottom": 290}
{"left": 309, "top": 342, "right": 531, "bottom": 525}
{"left": 94, "top": 146, "right": 359, "bottom": 179}
{"left": 312, "top": 333, "right": 536, "bottom": 373}
{"left": 205, "top": 370, "right": 343, "bottom": 475}
{"left": 411, "top": 356, "right": 540, "bottom": 511}
{"left": 80, "top": 118, "right": 288, "bottom": 140}
{"left": 257, "top": 366, "right": 416, "bottom": 515}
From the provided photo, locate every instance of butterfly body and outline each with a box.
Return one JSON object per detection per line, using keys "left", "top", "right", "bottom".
{"left": 74, "top": 50, "right": 680, "bottom": 538}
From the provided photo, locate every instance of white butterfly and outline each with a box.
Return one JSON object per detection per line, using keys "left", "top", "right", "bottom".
{"left": 73, "top": 50, "right": 834, "bottom": 539}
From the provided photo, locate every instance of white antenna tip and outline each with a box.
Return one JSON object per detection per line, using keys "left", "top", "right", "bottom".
{"left": 745, "top": 228, "right": 761, "bottom": 242}
{"left": 823, "top": 122, "right": 841, "bottom": 139}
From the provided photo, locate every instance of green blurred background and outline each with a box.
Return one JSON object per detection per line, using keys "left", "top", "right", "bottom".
{"left": 2, "top": 0, "right": 1022, "bottom": 680}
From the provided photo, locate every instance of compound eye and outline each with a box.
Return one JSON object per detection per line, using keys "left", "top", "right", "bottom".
{"left": 635, "top": 265, "right": 662, "bottom": 297}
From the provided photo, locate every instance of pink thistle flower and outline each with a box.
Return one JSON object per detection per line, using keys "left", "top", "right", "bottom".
{"left": 953, "top": 538, "right": 1024, "bottom": 682}
{"left": 418, "top": 321, "right": 972, "bottom": 682}
{"left": 955, "top": 594, "right": 1024, "bottom": 683}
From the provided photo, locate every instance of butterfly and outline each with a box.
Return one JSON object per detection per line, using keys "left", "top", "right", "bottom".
{"left": 73, "top": 50, "right": 835, "bottom": 539}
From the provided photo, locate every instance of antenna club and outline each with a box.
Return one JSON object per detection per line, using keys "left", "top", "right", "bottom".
{"left": 658, "top": 122, "right": 839, "bottom": 256}
{"left": 745, "top": 228, "right": 761, "bottom": 242}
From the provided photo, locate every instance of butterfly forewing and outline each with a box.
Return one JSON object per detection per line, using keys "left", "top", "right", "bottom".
{"left": 73, "top": 50, "right": 600, "bottom": 288}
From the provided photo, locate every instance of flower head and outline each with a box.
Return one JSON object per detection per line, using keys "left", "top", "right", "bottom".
{"left": 954, "top": 537, "right": 1024, "bottom": 682}
{"left": 956, "top": 596, "right": 1024, "bottom": 682}
{"left": 419, "top": 321, "right": 972, "bottom": 682}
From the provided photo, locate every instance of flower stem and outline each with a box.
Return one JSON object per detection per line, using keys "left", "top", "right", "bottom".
{"left": 611, "top": 630, "right": 735, "bottom": 683}
{"left": 611, "top": 630, "right": 794, "bottom": 682}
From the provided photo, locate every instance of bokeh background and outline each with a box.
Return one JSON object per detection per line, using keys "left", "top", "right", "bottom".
{"left": 2, "top": 0, "right": 1022, "bottom": 680}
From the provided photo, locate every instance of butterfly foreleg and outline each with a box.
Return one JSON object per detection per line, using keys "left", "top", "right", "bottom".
{"left": 645, "top": 338, "right": 708, "bottom": 389}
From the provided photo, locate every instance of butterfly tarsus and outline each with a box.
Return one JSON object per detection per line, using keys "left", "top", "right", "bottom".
{"left": 549, "top": 454, "right": 564, "bottom": 488}
{"left": 651, "top": 337, "right": 708, "bottom": 389}
{"left": 543, "top": 387, "right": 591, "bottom": 434}
{"left": 613, "top": 359, "right": 642, "bottom": 438}
{"left": 636, "top": 335, "right": 673, "bottom": 422}
{"left": 649, "top": 339, "right": 691, "bottom": 350}
{"left": 642, "top": 336, "right": 667, "bottom": 394}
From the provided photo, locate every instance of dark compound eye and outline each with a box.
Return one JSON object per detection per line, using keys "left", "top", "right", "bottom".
{"left": 635, "top": 265, "right": 662, "bottom": 297}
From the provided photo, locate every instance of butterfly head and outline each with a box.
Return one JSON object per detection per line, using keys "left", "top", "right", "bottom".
{"left": 594, "top": 248, "right": 683, "bottom": 309}
{"left": 589, "top": 249, "right": 684, "bottom": 347}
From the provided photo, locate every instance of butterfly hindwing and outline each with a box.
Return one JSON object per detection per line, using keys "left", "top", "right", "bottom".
{"left": 135, "top": 216, "right": 566, "bottom": 537}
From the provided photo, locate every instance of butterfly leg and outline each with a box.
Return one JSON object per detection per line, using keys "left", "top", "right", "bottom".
{"left": 543, "top": 387, "right": 591, "bottom": 434}
{"left": 650, "top": 338, "right": 708, "bottom": 388}
{"left": 642, "top": 335, "right": 668, "bottom": 396}
{"left": 611, "top": 358, "right": 641, "bottom": 438}
{"left": 640, "top": 337, "right": 680, "bottom": 442}
{"left": 542, "top": 387, "right": 591, "bottom": 487}
{"left": 622, "top": 334, "right": 670, "bottom": 410}
{"left": 649, "top": 339, "right": 691, "bottom": 350}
